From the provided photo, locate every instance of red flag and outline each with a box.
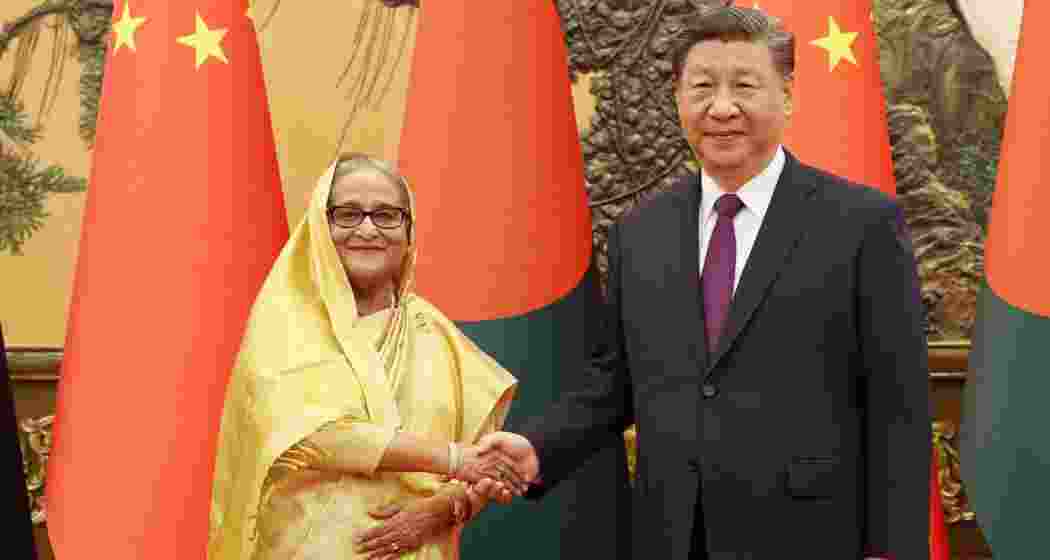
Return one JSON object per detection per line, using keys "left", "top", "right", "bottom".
{"left": 45, "top": 2, "right": 288, "bottom": 558}
{"left": 745, "top": 0, "right": 896, "bottom": 197}
{"left": 397, "top": 4, "right": 629, "bottom": 560}
{"left": 398, "top": 2, "right": 591, "bottom": 322}
{"left": 930, "top": 447, "right": 951, "bottom": 559}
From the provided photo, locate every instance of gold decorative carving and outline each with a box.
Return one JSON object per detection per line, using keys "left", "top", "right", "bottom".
{"left": 623, "top": 425, "right": 637, "bottom": 483}
{"left": 18, "top": 414, "right": 54, "bottom": 525}
{"left": 933, "top": 419, "right": 976, "bottom": 525}
{"left": 6, "top": 347, "right": 62, "bottom": 381}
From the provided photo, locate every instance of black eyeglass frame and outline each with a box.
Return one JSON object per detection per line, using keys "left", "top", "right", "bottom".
{"left": 326, "top": 205, "right": 412, "bottom": 230}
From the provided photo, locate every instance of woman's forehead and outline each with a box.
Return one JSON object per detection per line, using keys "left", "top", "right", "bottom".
{"left": 330, "top": 169, "right": 407, "bottom": 206}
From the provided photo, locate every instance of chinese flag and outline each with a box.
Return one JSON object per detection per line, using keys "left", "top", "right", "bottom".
{"left": 45, "top": 2, "right": 288, "bottom": 559}
{"left": 745, "top": 0, "right": 896, "bottom": 197}
{"left": 930, "top": 448, "right": 951, "bottom": 560}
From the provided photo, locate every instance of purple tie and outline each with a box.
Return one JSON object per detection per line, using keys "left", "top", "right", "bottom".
{"left": 702, "top": 194, "right": 744, "bottom": 352}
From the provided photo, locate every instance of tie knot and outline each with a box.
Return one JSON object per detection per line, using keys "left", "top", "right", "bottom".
{"left": 714, "top": 194, "right": 744, "bottom": 218}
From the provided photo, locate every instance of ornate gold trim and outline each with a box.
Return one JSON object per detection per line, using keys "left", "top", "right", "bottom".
{"left": 624, "top": 425, "right": 637, "bottom": 483}
{"left": 928, "top": 339, "right": 971, "bottom": 376}
{"left": 7, "top": 347, "right": 61, "bottom": 526}
{"left": 6, "top": 346, "right": 62, "bottom": 381}
{"left": 19, "top": 415, "right": 54, "bottom": 525}
{"left": 933, "top": 420, "right": 976, "bottom": 524}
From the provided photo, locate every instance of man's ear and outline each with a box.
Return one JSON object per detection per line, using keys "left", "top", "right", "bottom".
{"left": 783, "top": 79, "right": 795, "bottom": 117}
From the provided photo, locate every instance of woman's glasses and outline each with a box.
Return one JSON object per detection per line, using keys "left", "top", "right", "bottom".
{"left": 327, "top": 206, "right": 410, "bottom": 229}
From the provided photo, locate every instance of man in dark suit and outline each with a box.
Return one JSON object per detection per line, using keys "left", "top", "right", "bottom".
{"left": 475, "top": 6, "right": 930, "bottom": 559}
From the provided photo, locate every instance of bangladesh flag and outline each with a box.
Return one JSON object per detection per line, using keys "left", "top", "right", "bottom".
{"left": 398, "top": 2, "right": 631, "bottom": 559}
{"left": 961, "top": 1, "right": 1050, "bottom": 557}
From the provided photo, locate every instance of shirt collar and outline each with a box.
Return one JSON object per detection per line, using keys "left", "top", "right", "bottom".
{"left": 699, "top": 145, "right": 785, "bottom": 221}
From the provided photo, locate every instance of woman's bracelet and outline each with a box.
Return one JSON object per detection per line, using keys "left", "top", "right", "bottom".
{"left": 447, "top": 442, "right": 463, "bottom": 477}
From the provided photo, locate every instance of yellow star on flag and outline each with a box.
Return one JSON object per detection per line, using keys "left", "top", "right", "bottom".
{"left": 176, "top": 12, "right": 229, "bottom": 69}
{"left": 111, "top": 1, "right": 147, "bottom": 53}
{"left": 810, "top": 16, "right": 858, "bottom": 72}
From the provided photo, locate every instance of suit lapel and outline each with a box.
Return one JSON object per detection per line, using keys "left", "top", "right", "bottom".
{"left": 704, "top": 152, "right": 816, "bottom": 377}
{"left": 670, "top": 173, "right": 711, "bottom": 369}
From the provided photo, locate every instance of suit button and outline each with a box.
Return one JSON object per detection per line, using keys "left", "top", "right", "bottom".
{"left": 687, "top": 459, "right": 700, "bottom": 473}
{"left": 701, "top": 384, "right": 718, "bottom": 398}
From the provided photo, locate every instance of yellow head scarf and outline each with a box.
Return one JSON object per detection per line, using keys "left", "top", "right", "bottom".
{"left": 208, "top": 157, "right": 515, "bottom": 560}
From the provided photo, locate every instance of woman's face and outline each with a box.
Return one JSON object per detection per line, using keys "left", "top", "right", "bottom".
{"left": 328, "top": 169, "right": 410, "bottom": 295}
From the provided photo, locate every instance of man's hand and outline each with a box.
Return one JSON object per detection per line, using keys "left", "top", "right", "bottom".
{"left": 452, "top": 444, "right": 528, "bottom": 497}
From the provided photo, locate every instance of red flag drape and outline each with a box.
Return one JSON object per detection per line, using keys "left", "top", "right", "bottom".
{"left": 742, "top": 0, "right": 896, "bottom": 197}
{"left": 397, "top": 2, "right": 591, "bottom": 322}
{"left": 45, "top": 2, "right": 288, "bottom": 558}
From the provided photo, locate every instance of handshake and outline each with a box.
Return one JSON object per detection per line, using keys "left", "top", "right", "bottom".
{"left": 449, "top": 431, "right": 541, "bottom": 504}
{"left": 353, "top": 431, "right": 545, "bottom": 556}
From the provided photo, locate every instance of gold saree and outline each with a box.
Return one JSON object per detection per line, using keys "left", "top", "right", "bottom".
{"left": 208, "top": 162, "right": 517, "bottom": 560}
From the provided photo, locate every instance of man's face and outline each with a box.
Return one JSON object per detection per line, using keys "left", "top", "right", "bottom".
{"left": 675, "top": 39, "right": 792, "bottom": 184}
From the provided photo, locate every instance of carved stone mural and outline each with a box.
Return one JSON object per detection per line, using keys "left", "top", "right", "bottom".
{"left": 874, "top": 0, "right": 1004, "bottom": 340}
{"left": 556, "top": 0, "right": 729, "bottom": 286}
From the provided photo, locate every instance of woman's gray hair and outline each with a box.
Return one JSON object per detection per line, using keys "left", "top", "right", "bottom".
{"left": 329, "top": 153, "right": 411, "bottom": 208}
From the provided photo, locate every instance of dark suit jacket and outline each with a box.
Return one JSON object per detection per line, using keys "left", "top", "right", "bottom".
{"left": 523, "top": 151, "right": 930, "bottom": 559}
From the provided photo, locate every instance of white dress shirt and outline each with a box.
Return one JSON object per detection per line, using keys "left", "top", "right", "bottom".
{"left": 698, "top": 146, "right": 786, "bottom": 293}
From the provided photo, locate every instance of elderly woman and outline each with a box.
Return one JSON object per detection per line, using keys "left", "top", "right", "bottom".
{"left": 208, "top": 154, "right": 524, "bottom": 560}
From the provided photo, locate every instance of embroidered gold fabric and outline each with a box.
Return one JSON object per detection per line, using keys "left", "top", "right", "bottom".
{"left": 207, "top": 161, "right": 516, "bottom": 560}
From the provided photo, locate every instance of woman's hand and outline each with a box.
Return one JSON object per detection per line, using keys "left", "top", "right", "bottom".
{"left": 354, "top": 496, "right": 451, "bottom": 560}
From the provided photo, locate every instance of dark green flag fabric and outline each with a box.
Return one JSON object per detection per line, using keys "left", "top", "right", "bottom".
{"left": 457, "top": 263, "right": 632, "bottom": 559}
{"left": 962, "top": 286, "right": 1050, "bottom": 556}
{"left": 960, "top": 1, "right": 1050, "bottom": 556}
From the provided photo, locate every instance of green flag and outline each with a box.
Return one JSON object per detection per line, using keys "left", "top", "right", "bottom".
{"left": 961, "top": 1, "right": 1050, "bottom": 556}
